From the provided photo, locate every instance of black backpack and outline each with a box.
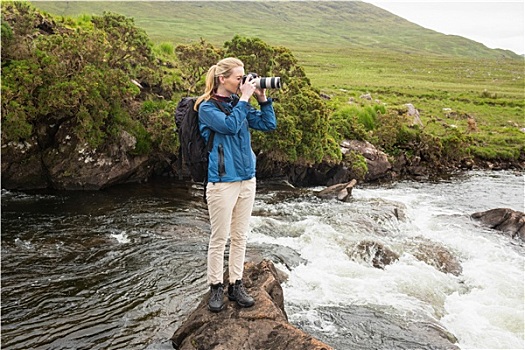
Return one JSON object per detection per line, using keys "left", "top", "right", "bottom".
{"left": 175, "top": 97, "right": 229, "bottom": 184}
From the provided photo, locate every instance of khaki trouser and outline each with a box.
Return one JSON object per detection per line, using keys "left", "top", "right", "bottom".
{"left": 206, "top": 177, "right": 256, "bottom": 285}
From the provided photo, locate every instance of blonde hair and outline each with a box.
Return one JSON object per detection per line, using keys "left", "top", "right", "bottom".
{"left": 194, "top": 57, "right": 244, "bottom": 110}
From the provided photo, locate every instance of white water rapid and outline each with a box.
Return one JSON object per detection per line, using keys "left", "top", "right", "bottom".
{"left": 250, "top": 171, "right": 524, "bottom": 350}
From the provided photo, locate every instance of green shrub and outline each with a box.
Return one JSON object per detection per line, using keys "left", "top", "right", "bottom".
{"left": 131, "top": 123, "right": 152, "bottom": 155}
{"left": 0, "top": 3, "right": 164, "bottom": 154}
{"left": 344, "top": 150, "right": 367, "bottom": 181}
{"left": 358, "top": 106, "right": 378, "bottom": 131}
{"left": 158, "top": 42, "right": 174, "bottom": 56}
{"left": 175, "top": 38, "right": 223, "bottom": 94}
{"left": 137, "top": 99, "right": 178, "bottom": 154}
{"left": 329, "top": 106, "right": 369, "bottom": 141}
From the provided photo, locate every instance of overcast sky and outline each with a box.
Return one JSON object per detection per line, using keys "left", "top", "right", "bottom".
{"left": 365, "top": 1, "right": 524, "bottom": 55}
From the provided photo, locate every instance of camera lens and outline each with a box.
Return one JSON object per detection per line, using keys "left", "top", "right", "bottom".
{"left": 258, "top": 77, "right": 281, "bottom": 89}
{"left": 242, "top": 74, "right": 282, "bottom": 89}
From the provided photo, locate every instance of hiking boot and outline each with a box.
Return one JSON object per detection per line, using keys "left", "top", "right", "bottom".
{"left": 228, "top": 280, "right": 255, "bottom": 308}
{"left": 208, "top": 283, "right": 224, "bottom": 312}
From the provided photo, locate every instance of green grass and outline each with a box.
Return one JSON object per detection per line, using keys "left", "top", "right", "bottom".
{"left": 300, "top": 45, "right": 523, "bottom": 133}
{"left": 31, "top": 2, "right": 521, "bottom": 58}
{"left": 30, "top": 1, "right": 525, "bottom": 161}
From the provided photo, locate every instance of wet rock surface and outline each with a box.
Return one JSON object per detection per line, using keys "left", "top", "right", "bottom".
{"left": 405, "top": 237, "right": 463, "bottom": 276}
{"left": 291, "top": 305, "right": 460, "bottom": 350}
{"left": 170, "top": 259, "right": 333, "bottom": 350}
{"left": 347, "top": 240, "right": 400, "bottom": 269}
{"left": 472, "top": 208, "right": 525, "bottom": 241}
{"left": 316, "top": 179, "right": 357, "bottom": 202}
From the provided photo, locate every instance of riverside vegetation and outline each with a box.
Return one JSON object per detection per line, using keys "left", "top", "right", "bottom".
{"left": 2, "top": 1, "right": 524, "bottom": 188}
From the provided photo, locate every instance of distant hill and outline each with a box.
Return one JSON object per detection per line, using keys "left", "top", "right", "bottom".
{"left": 31, "top": 1, "right": 520, "bottom": 60}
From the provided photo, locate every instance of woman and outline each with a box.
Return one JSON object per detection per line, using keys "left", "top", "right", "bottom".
{"left": 195, "top": 57, "right": 277, "bottom": 312}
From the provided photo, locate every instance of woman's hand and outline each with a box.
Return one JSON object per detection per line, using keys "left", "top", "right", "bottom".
{"left": 238, "top": 75, "right": 257, "bottom": 102}
{"left": 254, "top": 87, "right": 267, "bottom": 103}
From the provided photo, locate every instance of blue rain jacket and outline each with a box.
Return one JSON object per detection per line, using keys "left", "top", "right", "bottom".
{"left": 198, "top": 96, "right": 276, "bottom": 183}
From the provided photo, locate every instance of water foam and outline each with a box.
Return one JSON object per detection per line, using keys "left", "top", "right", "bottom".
{"left": 251, "top": 172, "right": 524, "bottom": 349}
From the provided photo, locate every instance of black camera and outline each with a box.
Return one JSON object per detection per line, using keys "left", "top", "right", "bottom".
{"left": 242, "top": 73, "right": 282, "bottom": 89}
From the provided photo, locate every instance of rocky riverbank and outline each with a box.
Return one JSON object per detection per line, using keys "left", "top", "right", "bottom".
{"left": 170, "top": 259, "right": 463, "bottom": 350}
{"left": 3, "top": 130, "right": 522, "bottom": 191}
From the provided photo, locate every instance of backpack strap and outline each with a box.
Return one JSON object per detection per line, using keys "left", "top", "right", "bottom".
{"left": 205, "top": 98, "right": 230, "bottom": 158}
{"left": 210, "top": 98, "right": 231, "bottom": 115}
{"left": 207, "top": 99, "right": 231, "bottom": 154}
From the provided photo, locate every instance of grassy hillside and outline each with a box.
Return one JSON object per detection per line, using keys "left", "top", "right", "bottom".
{"left": 29, "top": 1, "right": 525, "bottom": 164}
{"left": 32, "top": 1, "right": 520, "bottom": 59}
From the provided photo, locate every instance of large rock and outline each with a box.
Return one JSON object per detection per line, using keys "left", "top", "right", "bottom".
{"left": 316, "top": 179, "right": 357, "bottom": 202}
{"left": 341, "top": 139, "right": 392, "bottom": 182}
{"left": 1, "top": 138, "right": 49, "bottom": 189}
{"left": 1, "top": 121, "right": 153, "bottom": 190}
{"left": 296, "top": 304, "right": 459, "bottom": 350}
{"left": 405, "top": 103, "right": 423, "bottom": 127}
{"left": 170, "top": 259, "right": 333, "bottom": 350}
{"left": 471, "top": 208, "right": 525, "bottom": 241}
{"left": 405, "top": 237, "right": 463, "bottom": 276}
{"left": 347, "top": 240, "right": 400, "bottom": 269}
{"left": 255, "top": 139, "right": 393, "bottom": 188}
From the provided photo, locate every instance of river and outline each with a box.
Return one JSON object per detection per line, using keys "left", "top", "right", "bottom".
{"left": 1, "top": 170, "right": 523, "bottom": 349}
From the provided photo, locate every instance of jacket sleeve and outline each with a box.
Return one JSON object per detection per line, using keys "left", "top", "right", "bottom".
{"left": 246, "top": 99, "right": 277, "bottom": 131}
